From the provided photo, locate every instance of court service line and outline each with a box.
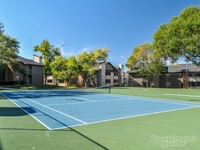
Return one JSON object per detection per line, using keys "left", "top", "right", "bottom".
{"left": 47, "top": 96, "right": 200, "bottom": 107}
{"left": 46, "top": 98, "right": 143, "bottom": 106}
{"left": 47, "top": 98, "right": 125, "bottom": 106}
{"left": 22, "top": 97, "right": 87, "bottom": 124}
{"left": 0, "top": 93, "right": 51, "bottom": 130}
{"left": 68, "top": 96, "right": 96, "bottom": 102}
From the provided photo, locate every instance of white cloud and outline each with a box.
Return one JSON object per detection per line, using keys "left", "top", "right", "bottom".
{"left": 82, "top": 47, "right": 91, "bottom": 52}
{"left": 120, "top": 55, "right": 125, "bottom": 59}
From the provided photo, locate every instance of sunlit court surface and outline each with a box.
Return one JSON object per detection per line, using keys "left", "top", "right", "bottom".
{"left": 2, "top": 89, "right": 200, "bottom": 130}
{"left": 1, "top": 87, "right": 200, "bottom": 150}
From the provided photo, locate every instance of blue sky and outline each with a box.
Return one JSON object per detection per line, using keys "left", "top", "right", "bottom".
{"left": 0, "top": 0, "right": 199, "bottom": 69}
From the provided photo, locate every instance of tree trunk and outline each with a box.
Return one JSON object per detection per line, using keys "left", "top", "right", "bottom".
{"left": 44, "top": 75, "right": 47, "bottom": 85}
{"left": 64, "top": 80, "right": 68, "bottom": 87}
{"left": 84, "top": 79, "right": 87, "bottom": 88}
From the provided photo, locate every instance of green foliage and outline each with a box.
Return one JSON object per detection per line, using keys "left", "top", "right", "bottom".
{"left": 50, "top": 56, "right": 68, "bottom": 84}
{"left": 0, "top": 21, "right": 22, "bottom": 76}
{"left": 0, "top": 22, "right": 4, "bottom": 34}
{"left": 34, "top": 40, "right": 61, "bottom": 83}
{"left": 0, "top": 22, "right": 20, "bottom": 66}
{"left": 127, "top": 43, "right": 164, "bottom": 74}
{"left": 48, "top": 47, "right": 108, "bottom": 87}
{"left": 127, "top": 43, "right": 164, "bottom": 85}
{"left": 66, "top": 55, "right": 80, "bottom": 78}
{"left": 77, "top": 48, "right": 109, "bottom": 87}
{"left": 12, "top": 62, "right": 26, "bottom": 75}
{"left": 153, "top": 6, "right": 200, "bottom": 65}
{"left": 127, "top": 43, "right": 152, "bottom": 69}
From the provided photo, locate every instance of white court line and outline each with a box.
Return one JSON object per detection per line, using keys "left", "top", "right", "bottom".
{"left": 68, "top": 96, "right": 96, "bottom": 102}
{"left": 53, "top": 105, "right": 200, "bottom": 130}
{"left": 48, "top": 96, "right": 199, "bottom": 107}
{"left": 0, "top": 93, "right": 51, "bottom": 130}
{"left": 164, "top": 93, "right": 200, "bottom": 98}
{"left": 21, "top": 97, "right": 87, "bottom": 124}
{"left": 102, "top": 93, "right": 200, "bottom": 106}
{"left": 46, "top": 96, "right": 96, "bottom": 106}
{"left": 127, "top": 97, "right": 199, "bottom": 107}
{"left": 47, "top": 98, "right": 126, "bottom": 106}
{"left": 47, "top": 98, "right": 139, "bottom": 106}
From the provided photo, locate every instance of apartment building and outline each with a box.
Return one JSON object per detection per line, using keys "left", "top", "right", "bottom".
{"left": 126, "top": 64, "right": 200, "bottom": 88}
{"left": 96, "top": 61, "right": 124, "bottom": 87}
{"left": 0, "top": 55, "right": 43, "bottom": 86}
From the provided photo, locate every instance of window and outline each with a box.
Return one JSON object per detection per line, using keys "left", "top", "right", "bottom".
{"left": 195, "top": 73, "right": 200, "bottom": 77}
{"left": 47, "top": 79, "right": 52, "bottom": 83}
{"left": 114, "top": 79, "right": 118, "bottom": 83}
{"left": 106, "top": 79, "right": 111, "bottom": 83}
{"left": 106, "top": 72, "right": 111, "bottom": 75}
{"left": 188, "top": 73, "right": 193, "bottom": 77}
{"left": 166, "top": 74, "right": 170, "bottom": 82}
{"left": 28, "top": 75, "right": 32, "bottom": 84}
{"left": 114, "top": 72, "right": 118, "bottom": 76}
{"left": 29, "top": 65, "right": 32, "bottom": 69}
{"left": 28, "top": 65, "right": 32, "bottom": 74}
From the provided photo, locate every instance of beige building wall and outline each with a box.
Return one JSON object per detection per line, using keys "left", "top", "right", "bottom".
{"left": 97, "top": 62, "right": 124, "bottom": 87}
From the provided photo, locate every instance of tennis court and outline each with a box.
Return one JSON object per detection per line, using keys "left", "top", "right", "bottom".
{"left": 1, "top": 89, "right": 200, "bottom": 130}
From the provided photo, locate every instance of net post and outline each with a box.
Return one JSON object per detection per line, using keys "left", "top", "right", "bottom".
{"left": 109, "top": 85, "right": 111, "bottom": 93}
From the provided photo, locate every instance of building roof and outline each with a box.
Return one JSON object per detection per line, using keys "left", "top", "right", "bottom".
{"left": 16, "top": 56, "right": 43, "bottom": 66}
{"left": 126, "top": 70, "right": 139, "bottom": 73}
{"left": 106, "top": 62, "right": 118, "bottom": 72}
{"left": 95, "top": 61, "right": 119, "bottom": 72}
{"left": 168, "top": 64, "right": 200, "bottom": 73}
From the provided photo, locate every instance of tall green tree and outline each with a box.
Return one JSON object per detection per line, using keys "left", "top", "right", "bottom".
{"left": 153, "top": 6, "right": 200, "bottom": 66}
{"left": 0, "top": 22, "right": 20, "bottom": 72}
{"left": 50, "top": 56, "right": 68, "bottom": 85}
{"left": 66, "top": 55, "right": 80, "bottom": 80}
{"left": 77, "top": 48, "right": 109, "bottom": 87}
{"left": 127, "top": 43, "right": 164, "bottom": 86}
{"left": 34, "top": 40, "right": 61, "bottom": 84}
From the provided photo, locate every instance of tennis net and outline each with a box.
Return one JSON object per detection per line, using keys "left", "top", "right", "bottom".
{"left": 86, "top": 85, "right": 111, "bottom": 93}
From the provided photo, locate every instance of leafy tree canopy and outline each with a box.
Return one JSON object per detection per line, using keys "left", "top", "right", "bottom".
{"left": 77, "top": 48, "right": 109, "bottom": 87}
{"left": 0, "top": 22, "right": 20, "bottom": 71}
{"left": 127, "top": 42, "right": 164, "bottom": 76}
{"left": 34, "top": 40, "right": 61, "bottom": 83}
{"left": 153, "top": 6, "right": 200, "bottom": 65}
{"left": 50, "top": 56, "right": 68, "bottom": 83}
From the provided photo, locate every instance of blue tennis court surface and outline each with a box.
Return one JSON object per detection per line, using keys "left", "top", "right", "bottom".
{"left": 1, "top": 90, "right": 200, "bottom": 130}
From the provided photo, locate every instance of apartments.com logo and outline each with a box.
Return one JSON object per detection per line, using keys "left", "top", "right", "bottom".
{"left": 150, "top": 135, "right": 198, "bottom": 148}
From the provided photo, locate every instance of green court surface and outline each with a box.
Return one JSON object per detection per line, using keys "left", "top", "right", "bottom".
{"left": 0, "top": 87, "right": 199, "bottom": 150}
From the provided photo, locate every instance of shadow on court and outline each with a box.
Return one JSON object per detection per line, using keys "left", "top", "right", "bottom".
{"left": 1, "top": 90, "right": 110, "bottom": 149}
{"left": 0, "top": 107, "right": 36, "bottom": 116}
{"left": 0, "top": 98, "right": 109, "bottom": 149}
{"left": 2, "top": 90, "right": 109, "bottom": 100}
